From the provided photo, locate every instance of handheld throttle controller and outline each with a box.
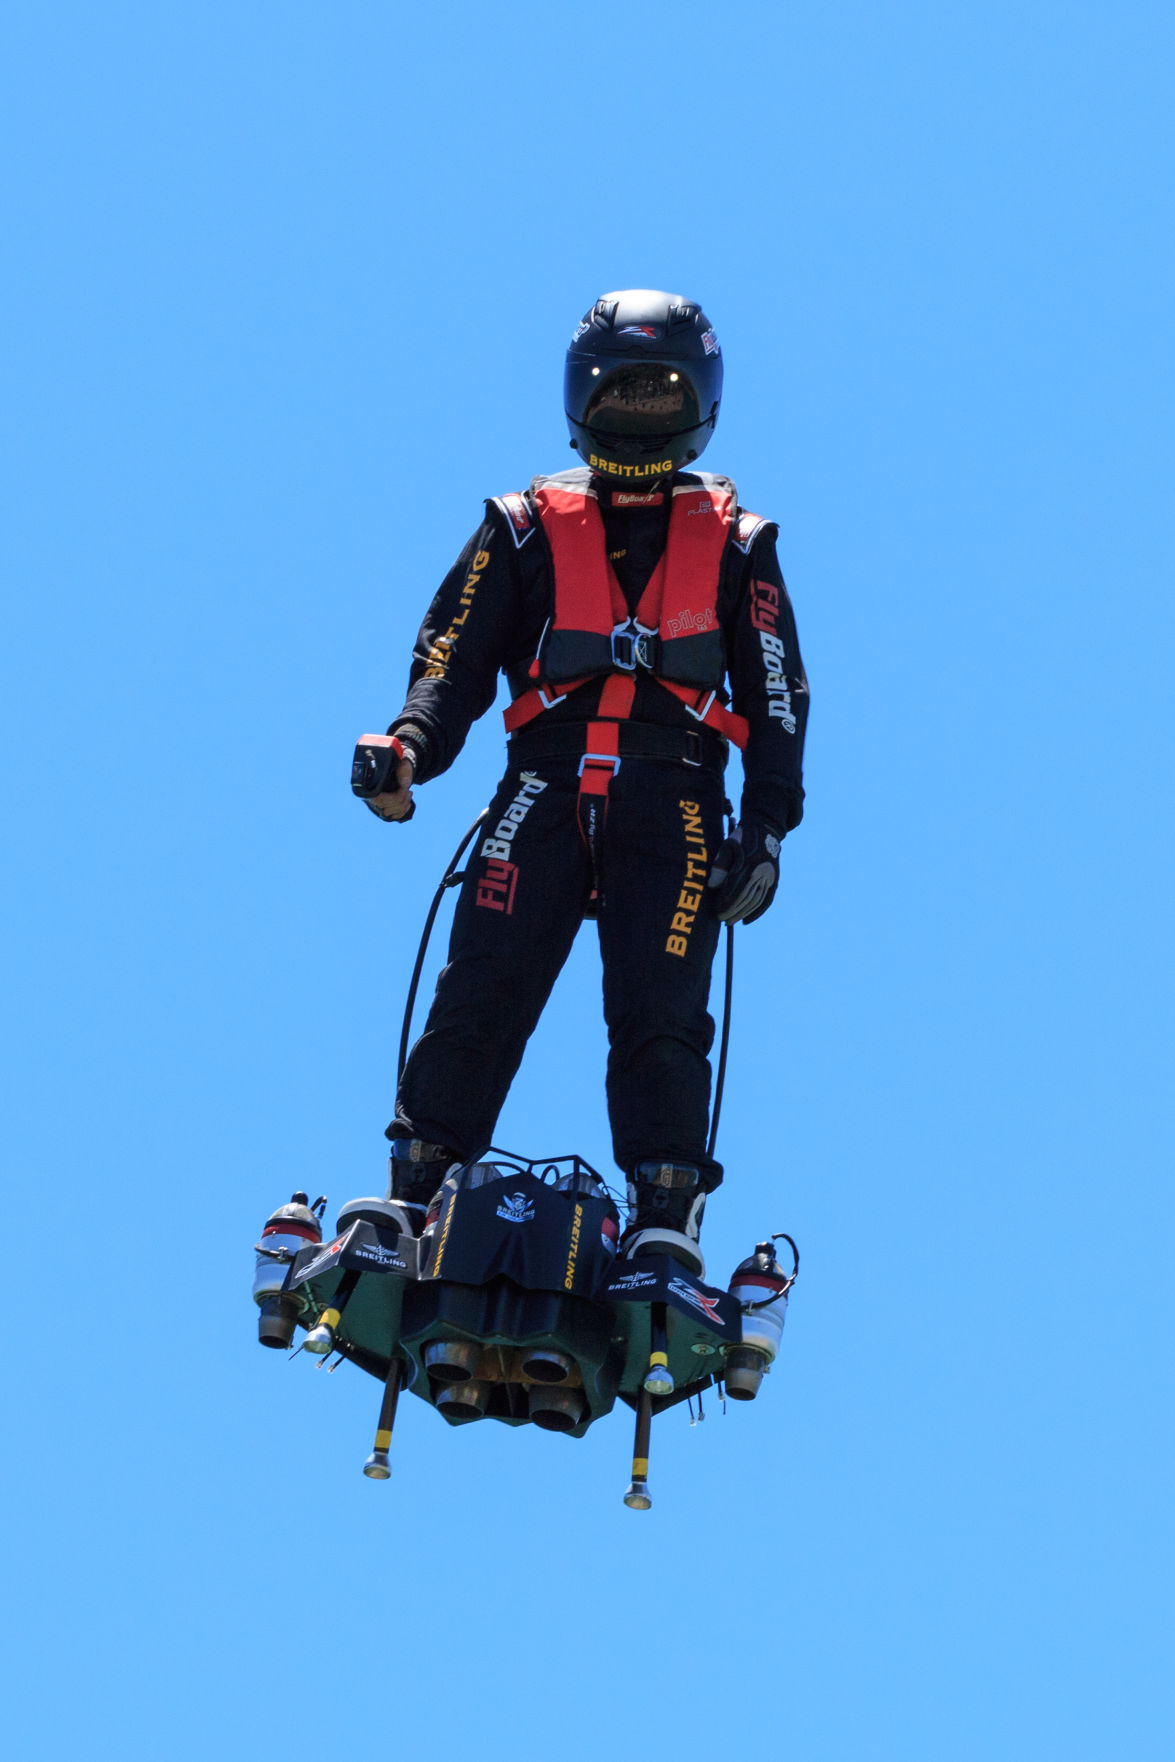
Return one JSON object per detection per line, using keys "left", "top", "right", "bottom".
{"left": 351, "top": 733, "right": 415, "bottom": 820}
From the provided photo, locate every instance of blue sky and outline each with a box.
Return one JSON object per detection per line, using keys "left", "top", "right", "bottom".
{"left": 3, "top": 4, "right": 1172, "bottom": 1758}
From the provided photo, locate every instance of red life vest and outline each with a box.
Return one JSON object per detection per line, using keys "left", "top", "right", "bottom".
{"left": 532, "top": 476, "right": 732, "bottom": 688}
{"left": 500, "top": 473, "right": 751, "bottom": 751}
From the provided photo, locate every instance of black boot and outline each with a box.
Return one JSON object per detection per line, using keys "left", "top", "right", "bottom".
{"left": 386, "top": 1138, "right": 456, "bottom": 1236}
{"left": 619, "top": 1160, "right": 707, "bottom": 1277}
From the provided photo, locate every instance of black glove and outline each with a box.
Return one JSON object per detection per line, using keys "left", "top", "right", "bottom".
{"left": 707, "top": 819, "right": 782, "bottom": 924}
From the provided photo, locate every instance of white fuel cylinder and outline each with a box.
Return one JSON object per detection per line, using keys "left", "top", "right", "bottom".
{"left": 725, "top": 1240, "right": 794, "bottom": 1400}
{"left": 253, "top": 1192, "right": 323, "bottom": 1347}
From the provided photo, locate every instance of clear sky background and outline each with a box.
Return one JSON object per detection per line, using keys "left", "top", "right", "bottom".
{"left": 3, "top": 3, "right": 1172, "bottom": 1758}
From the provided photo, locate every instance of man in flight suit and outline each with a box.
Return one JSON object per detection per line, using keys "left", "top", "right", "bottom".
{"left": 361, "top": 289, "right": 808, "bottom": 1275}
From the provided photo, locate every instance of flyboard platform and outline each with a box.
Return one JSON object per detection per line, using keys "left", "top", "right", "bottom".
{"left": 252, "top": 1152, "right": 797, "bottom": 1507}
{"left": 252, "top": 790, "right": 798, "bottom": 1507}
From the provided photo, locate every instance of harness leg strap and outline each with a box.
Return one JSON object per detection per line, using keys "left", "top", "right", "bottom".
{"left": 576, "top": 716, "right": 622, "bottom": 901}
{"left": 574, "top": 677, "right": 634, "bottom": 904}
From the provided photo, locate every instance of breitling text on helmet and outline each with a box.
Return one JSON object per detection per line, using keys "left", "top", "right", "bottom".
{"left": 424, "top": 547, "right": 490, "bottom": 680}
{"left": 588, "top": 454, "right": 675, "bottom": 478}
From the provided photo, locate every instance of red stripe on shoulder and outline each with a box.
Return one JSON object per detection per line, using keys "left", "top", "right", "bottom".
{"left": 493, "top": 492, "right": 537, "bottom": 547}
{"left": 733, "top": 510, "right": 769, "bottom": 553}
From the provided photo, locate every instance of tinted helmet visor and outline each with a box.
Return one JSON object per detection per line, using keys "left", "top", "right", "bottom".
{"left": 582, "top": 363, "right": 702, "bottom": 439}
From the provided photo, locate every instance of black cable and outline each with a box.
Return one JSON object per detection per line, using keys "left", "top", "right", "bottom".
{"left": 706, "top": 920, "right": 735, "bottom": 1161}
{"left": 706, "top": 799, "right": 739, "bottom": 1162}
{"left": 397, "top": 810, "right": 488, "bottom": 1081}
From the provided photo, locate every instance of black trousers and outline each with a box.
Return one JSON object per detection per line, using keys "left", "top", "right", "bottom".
{"left": 393, "top": 750, "right": 727, "bottom": 1187}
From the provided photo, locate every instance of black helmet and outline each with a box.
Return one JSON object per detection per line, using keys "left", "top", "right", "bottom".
{"left": 564, "top": 289, "right": 723, "bottom": 482}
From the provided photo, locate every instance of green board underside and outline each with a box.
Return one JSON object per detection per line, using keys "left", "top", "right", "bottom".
{"left": 284, "top": 1229, "right": 738, "bottom": 1435}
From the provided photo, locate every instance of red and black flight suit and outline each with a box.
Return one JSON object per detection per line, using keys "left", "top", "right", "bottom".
{"left": 388, "top": 468, "right": 808, "bottom": 1191}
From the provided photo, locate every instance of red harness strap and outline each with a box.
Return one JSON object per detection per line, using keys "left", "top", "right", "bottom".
{"left": 653, "top": 682, "right": 748, "bottom": 747}
{"left": 503, "top": 674, "right": 748, "bottom": 749}
{"left": 503, "top": 678, "right": 582, "bottom": 729}
{"left": 577, "top": 675, "right": 636, "bottom": 797}
{"left": 500, "top": 480, "right": 750, "bottom": 902}
{"left": 574, "top": 676, "right": 634, "bottom": 902}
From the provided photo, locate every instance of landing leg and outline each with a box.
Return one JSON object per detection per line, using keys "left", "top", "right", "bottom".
{"left": 363, "top": 1355, "right": 405, "bottom": 1480}
{"left": 643, "top": 1300, "right": 675, "bottom": 1396}
{"left": 623, "top": 1387, "right": 653, "bottom": 1510}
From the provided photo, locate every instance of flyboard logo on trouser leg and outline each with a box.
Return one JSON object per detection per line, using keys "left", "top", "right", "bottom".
{"left": 475, "top": 772, "right": 547, "bottom": 913}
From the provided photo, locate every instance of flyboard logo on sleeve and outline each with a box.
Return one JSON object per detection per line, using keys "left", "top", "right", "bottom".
{"left": 668, "top": 1276, "right": 724, "bottom": 1324}
{"left": 496, "top": 1191, "right": 536, "bottom": 1224}
{"left": 749, "top": 581, "right": 797, "bottom": 733}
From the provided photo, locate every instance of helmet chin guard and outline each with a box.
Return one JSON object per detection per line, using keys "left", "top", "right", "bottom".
{"left": 564, "top": 289, "right": 723, "bottom": 482}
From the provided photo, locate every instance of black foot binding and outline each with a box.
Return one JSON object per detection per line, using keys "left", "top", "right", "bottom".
{"left": 619, "top": 1160, "right": 706, "bottom": 1279}
{"left": 386, "top": 1137, "right": 456, "bottom": 1237}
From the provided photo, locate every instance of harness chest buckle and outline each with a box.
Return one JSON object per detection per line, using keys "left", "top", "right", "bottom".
{"left": 611, "top": 619, "right": 659, "bottom": 674}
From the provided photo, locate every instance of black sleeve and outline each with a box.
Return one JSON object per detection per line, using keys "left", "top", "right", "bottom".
{"left": 725, "top": 525, "right": 809, "bottom": 835}
{"left": 387, "top": 508, "right": 525, "bottom": 784}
